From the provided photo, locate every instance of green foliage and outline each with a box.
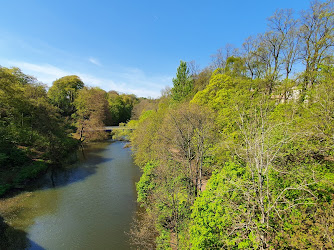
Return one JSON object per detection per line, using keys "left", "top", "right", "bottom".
{"left": 190, "top": 162, "right": 259, "bottom": 249}
{"left": 48, "top": 75, "right": 84, "bottom": 116}
{"left": 224, "top": 56, "right": 247, "bottom": 77}
{"left": 14, "top": 161, "right": 48, "bottom": 185}
{"left": 273, "top": 201, "right": 334, "bottom": 249}
{"left": 73, "top": 87, "right": 110, "bottom": 141}
{"left": 192, "top": 70, "right": 254, "bottom": 112}
{"left": 130, "top": 51, "right": 334, "bottom": 248}
{"left": 128, "top": 2, "right": 334, "bottom": 248}
{"left": 130, "top": 102, "right": 169, "bottom": 167}
{"left": 137, "top": 162, "right": 157, "bottom": 205}
{"left": 171, "top": 60, "right": 194, "bottom": 102}
{"left": 107, "top": 92, "right": 138, "bottom": 125}
{"left": 156, "top": 229, "right": 172, "bottom": 249}
{"left": 0, "top": 184, "right": 11, "bottom": 197}
{"left": 111, "top": 128, "right": 131, "bottom": 141}
{"left": 192, "top": 67, "right": 212, "bottom": 93}
{"left": 0, "top": 66, "right": 79, "bottom": 196}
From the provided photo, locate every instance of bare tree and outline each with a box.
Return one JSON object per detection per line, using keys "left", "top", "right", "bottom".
{"left": 268, "top": 9, "right": 300, "bottom": 79}
{"left": 222, "top": 97, "right": 318, "bottom": 248}
{"left": 187, "top": 60, "right": 201, "bottom": 77}
{"left": 211, "top": 44, "right": 236, "bottom": 70}
{"left": 128, "top": 211, "right": 158, "bottom": 249}
{"left": 299, "top": 0, "right": 334, "bottom": 89}
{"left": 242, "top": 36, "right": 267, "bottom": 80}
{"left": 158, "top": 103, "right": 215, "bottom": 198}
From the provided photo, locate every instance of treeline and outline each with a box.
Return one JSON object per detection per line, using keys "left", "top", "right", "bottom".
{"left": 0, "top": 68, "right": 141, "bottom": 196}
{"left": 47, "top": 75, "right": 140, "bottom": 140}
{"left": 129, "top": 1, "right": 334, "bottom": 249}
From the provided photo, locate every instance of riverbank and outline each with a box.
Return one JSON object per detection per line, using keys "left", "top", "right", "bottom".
{"left": 0, "top": 147, "right": 79, "bottom": 198}
{"left": 0, "top": 161, "right": 48, "bottom": 197}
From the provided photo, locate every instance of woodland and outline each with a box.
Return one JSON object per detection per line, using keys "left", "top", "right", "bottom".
{"left": 0, "top": 0, "right": 334, "bottom": 249}
{"left": 127, "top": 1, "right": 334, "bottom": 248}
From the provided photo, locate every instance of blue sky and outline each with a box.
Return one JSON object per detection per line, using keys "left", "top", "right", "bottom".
{"left": 0, "top": 0, "right": 311, "bottom": 98}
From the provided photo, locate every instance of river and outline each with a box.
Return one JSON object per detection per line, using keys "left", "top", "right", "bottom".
{"left": 0, "top": 140, "right": 141, "bottom": 250}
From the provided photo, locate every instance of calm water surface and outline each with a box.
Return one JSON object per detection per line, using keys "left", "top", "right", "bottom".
{"left": 1, "top": 141, "right": 141, "bottom": 250}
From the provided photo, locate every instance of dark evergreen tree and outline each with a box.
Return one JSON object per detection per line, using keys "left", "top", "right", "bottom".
{"left": 171, "top": 60, "right": 194, "bottom": 102}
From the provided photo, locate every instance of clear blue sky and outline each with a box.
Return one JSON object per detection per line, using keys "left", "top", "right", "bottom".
{"left": 0, "top": 0, "right": 311, "bottom": 97}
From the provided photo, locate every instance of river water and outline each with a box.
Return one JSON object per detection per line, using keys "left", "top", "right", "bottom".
{"left": 0, "top": 141, "right": 141, "bottom": 250}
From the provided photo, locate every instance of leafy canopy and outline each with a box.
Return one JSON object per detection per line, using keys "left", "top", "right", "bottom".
{"left": 48, "top": 75, "right": 84, "bottom": 116}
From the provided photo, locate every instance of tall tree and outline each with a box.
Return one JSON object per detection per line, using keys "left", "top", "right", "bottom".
{"left": 242, "top": 36, "right": 267, "bottom": 80}
{"left": 268, "top": 9, "right": 300, "bottom": 79}
{"left": 74, "top": 87, "right": 110, "bottom": 141}
{"left": 48, "top": 75, "right": 84, "bottom": 116}
{"left": 171, "top": 61, "right": 194, "bottom": 102}
{"left": 299, "top": 0, "right": 334, "bottom": 89}
{"left": 158, "top": 103, "right": 215, "bottom": 198}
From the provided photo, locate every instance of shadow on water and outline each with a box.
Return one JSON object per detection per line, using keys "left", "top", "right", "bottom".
{"left": 0, "top": 215, "right": 45, "bottom": 250}
{"left": 46, "top": 153, "right": 113, "bottom": 189}
{"left": 36, "top": 142, "right": 114, "bottom": 190}
{"left": 2, "top": 141, "right": 115, "bottom": 199}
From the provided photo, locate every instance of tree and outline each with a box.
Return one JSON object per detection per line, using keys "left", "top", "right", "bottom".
{"left": 192, "top": 67, "right": 213, "bottom": 93}
{"left": 305, "top": 63, "right": 334, "bottom": 155}
{"left": 107, "top": 91, "right": 138, "bottom": 125}
{"left": 249, "top": 33, "right": 283, "bottom": 94}
{"left": 130, "top": 101, "right": 216, "bottom": 247}
{"left": 158, "top": 103, "right": 215, "bottom": 198}
{"left": 242, "top": 36, "right": 267, "bottom": 80}
{"left": 211, "top": 44, "right": 237, "bottom": 70}
{"left": 268, "top": 9, "right": 300, "bottom": 79}
{"left": 6, "top": 67, "right": 38, "bottom": 85}
{"left": 190, "top": 97, "right": 322, "bottom": 249}
{"left": 0, "top": 66, "right": 78, "bottom": 195}
{"left": 189, "top": 64, "right": 333, "bottom": 248}
{"left": 48, "top": 75, "right": 84, "bottom": 116}
{"left": 171, "top": 61, "right": 194, "bottom": 102}
{"left": 299, "top": 0, "right": 334, "bottom": 89}
{"left": 127, "top": 1, "right": 334, "bottom": 248}
{"left": 131, "top": 98, "right": 158, "bottom": 120}
{"left": 74, "top": 87, "right": 110, "bottom": 141}
{"left": 131, "top": 99, "right": 170, "bottom": 167}
{"left": 224, "top": 56, "right": 246, "bottom": 77}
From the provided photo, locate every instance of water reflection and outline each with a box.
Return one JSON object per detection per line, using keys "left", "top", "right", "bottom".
{"left": 40, "top": 142, "right": 115, "bottom": 190}
{"left": 0, "top": 141, "right": 141, "bottom": 250}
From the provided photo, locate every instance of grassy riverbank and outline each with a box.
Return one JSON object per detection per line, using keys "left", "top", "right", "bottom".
{"left": 0, "top": 161, "right": 48, "bottom": 196}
